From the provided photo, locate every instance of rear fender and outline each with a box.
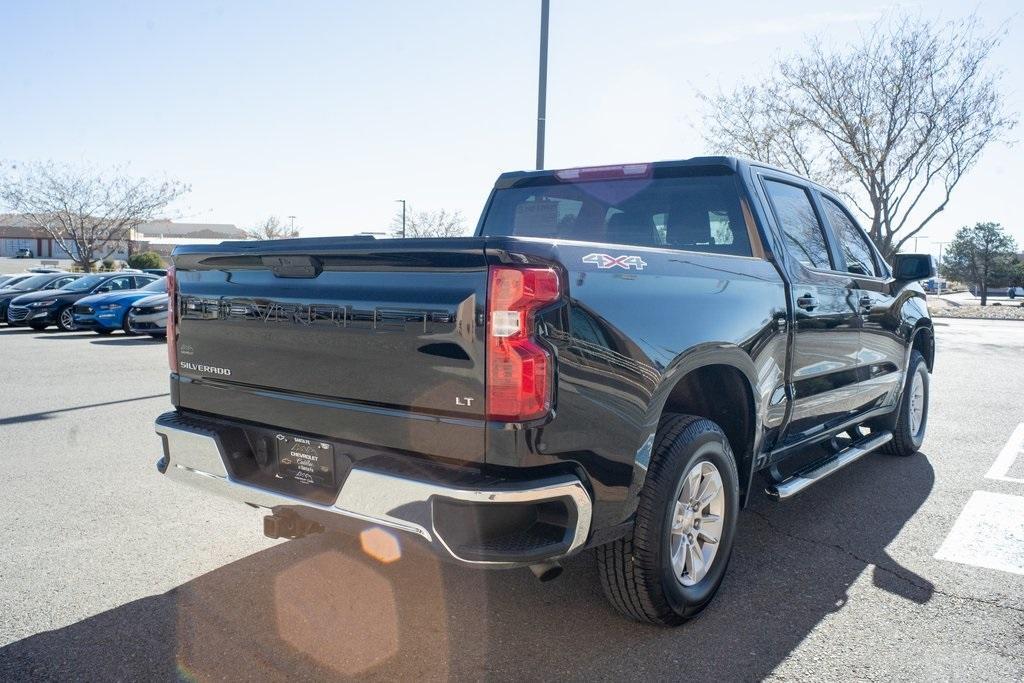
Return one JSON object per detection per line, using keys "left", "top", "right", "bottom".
{"left": 623, "top": 345, "right": 761, "bottom": 518}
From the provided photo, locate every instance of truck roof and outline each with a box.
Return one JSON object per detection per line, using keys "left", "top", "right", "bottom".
{"left": 493, "top": 155, "right": 806, "bottom": 189}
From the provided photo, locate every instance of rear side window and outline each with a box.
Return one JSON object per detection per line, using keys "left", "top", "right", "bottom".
{"left": 480, "top": 174, "right": 753, "bottom": 256}
{"left": 822, "top": 197, "right": 877, "bottom": 276}
{"left": 763, "top": 179, "right": 832, "bottom": 270}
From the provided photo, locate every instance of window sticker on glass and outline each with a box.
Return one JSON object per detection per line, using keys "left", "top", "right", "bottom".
{"left": 513, "top": 201, "right": 559, "bottom": 236}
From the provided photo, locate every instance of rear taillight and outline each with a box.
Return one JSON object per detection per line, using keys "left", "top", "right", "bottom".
{"left": 486, "top": 266, "right": 560, "bottom": 422}
{"left": 166, "top": 266, "right": 177, "bottom": 372}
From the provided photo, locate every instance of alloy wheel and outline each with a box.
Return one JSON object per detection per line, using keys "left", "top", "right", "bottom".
{"left": 670, "top": 460, "right": 725, "bottom": 586}
{"left": 909, "top": 369, "right": 925, "bottom": 436}
{"left": 60, "top": 308, "right": 76, "bottom": 331}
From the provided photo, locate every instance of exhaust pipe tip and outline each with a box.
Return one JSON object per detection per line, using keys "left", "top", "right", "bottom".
{"left": 529, "top": 561, "right": 563, "bottom": 582}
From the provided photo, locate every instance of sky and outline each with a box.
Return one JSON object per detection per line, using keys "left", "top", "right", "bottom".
{"left": 1, "top": 0, "right": 1021, "bottom": 257}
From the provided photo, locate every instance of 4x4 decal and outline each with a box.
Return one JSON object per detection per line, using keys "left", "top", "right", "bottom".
{"left": 582, "top": 253, "right": 648, "bottom": 271}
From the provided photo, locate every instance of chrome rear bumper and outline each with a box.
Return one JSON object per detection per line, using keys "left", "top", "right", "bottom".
{"left": 155, "top": 412, "right": 592, "bottom": 566}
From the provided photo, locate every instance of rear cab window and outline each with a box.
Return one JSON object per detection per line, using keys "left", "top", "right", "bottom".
{"left": 478, "top": 169, "right": 754, "bottom": 257}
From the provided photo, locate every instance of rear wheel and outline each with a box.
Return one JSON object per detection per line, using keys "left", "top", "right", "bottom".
{"left": 597, "top": 414, "right": 739, "bottom": 625}
{"left": 56, "top": 306, "right": 77, "bottom": 332}
{"left": 882, "top": 350, "right": 929, "bottom": 457}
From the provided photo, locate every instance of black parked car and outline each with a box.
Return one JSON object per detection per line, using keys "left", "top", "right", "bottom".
{"left": 0, "top": 272, "right": 80, "bottom": 323}
{"left": 0, "top": 273, "right": 35, "bottom": 290}
{"left": 8, "top": 272, "right": 159, "bottom": 331}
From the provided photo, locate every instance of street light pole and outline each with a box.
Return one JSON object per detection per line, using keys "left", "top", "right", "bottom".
{"left": 535, "top": 0, "right": 550, "bottom": 170}
{"left": 395, "top": 199, "right": 406, "bottom": 238}
{"left": 935, "top": 241, "right": 950, "bottom": 267}
{"left": 913, "top": 235, "right": 930, "bottom": 252}
{"left": 288, "top": 215, "right": 296, "bottom": 235}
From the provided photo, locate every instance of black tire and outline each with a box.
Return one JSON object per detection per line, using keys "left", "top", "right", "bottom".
{"left": 29, "top": 322, "right": 47, "bottom": 331}
{"left": 56, "top": 306, "right": 76, "bottom": 332}
{"left": 597, "top": 414, "right": 740, "bottom": 626}
{"left": 882, "top": 350, "right": 929, "bottom": 457}
{"left": 122, "top": 315, "right": 136, "bottom": 336}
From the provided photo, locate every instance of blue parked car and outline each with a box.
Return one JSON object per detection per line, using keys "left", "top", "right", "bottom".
{"left": 72, "top": 277, "right": 166, "bottom": 335}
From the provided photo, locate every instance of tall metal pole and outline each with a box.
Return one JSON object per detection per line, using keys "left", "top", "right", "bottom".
{"left": 288, "top": 215, "right": 296, "bottom": 234}
{"left": 395, "top": 199, "right": 406, "bottom": 238}
{"left": 535, "top": 0, "right": 550, "bottom": 170}
{"left": 913, "top": 235, "right": 930, "bottom": 252}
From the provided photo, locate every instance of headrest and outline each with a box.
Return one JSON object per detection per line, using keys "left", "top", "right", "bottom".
{"left": 606, "top": 211, "right": 658, "bottom": 246}
{"left": 667, "top": 200, "right": 712, "bottom": 247}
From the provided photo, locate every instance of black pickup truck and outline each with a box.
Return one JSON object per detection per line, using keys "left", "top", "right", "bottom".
{"left": 155, "top": 157, "right": 936, "bottom": 625}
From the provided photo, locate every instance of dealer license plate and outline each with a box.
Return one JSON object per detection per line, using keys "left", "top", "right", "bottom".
{"left": 276, "top": 433, "right": 335, "bottom": 487}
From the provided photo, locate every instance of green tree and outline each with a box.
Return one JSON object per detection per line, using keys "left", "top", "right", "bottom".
{"left": 128, "top": 251, "right": 163, "bottom": 270}
{"left": 1009, "top": 260, "right": 1024, "bottom": 288}
{"left": 941, "top": 222, "right": 1016, "bottom": 305}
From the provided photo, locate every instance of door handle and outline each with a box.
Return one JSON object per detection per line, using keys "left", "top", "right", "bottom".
{"left": 796, "top": 294, "right": 818, "bottom": 311}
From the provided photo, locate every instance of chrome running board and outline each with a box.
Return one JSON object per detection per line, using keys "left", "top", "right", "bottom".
{"left": 765, "top": 431, "right": 893, "bottom": 500}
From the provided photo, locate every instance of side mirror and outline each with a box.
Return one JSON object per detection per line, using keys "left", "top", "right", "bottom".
{"left": 847, "top": 261, "right": 870, "bottom": 276}
{"left": 892, "top": 253, "right": 937, "bottom": 282}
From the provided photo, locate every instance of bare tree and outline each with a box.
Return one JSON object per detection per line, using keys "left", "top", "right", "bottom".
{"left": 701, "top": 14, "right": 1017, "bottom": 259}
{"left": 0, "top": 161, "right": 188, "bottom": 271}
{"left": 389, "top": 206, "right": 468, "bottom": 238}
{"left": 246, "top": 215, "right": 300, "bottom": 240}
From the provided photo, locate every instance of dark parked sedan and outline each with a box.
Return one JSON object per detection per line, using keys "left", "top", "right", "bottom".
{"left": 8, "top": 272, "right": 159, "bottom": 331}
{"left": 0, "top": 273, "right": 35, "bottom": 290}
{"left": 0, "top": 272, "right": 80, "bottom": 323}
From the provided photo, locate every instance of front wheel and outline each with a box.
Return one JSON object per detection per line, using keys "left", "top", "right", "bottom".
{"left": 56, "top": 306, "right": 77, "bottom": 332}
{"left": 882, "top": 350, "right": 929, "bottom": 457}
{"left": 597, "top": 414, "right": 739, "bottom": 626}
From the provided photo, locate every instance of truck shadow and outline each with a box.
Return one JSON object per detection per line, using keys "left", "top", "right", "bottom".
{"left": 0, "top": 452, "right": 934, "bottom": 681}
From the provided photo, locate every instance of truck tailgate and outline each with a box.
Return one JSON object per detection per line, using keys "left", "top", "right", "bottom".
{"left": 170, "top": 239, "right": 488, "bottom": 462}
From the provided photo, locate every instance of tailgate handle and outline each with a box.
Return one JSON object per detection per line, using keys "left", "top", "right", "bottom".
{"left": 262, "top": 256, "right": 322, "bottom": 278}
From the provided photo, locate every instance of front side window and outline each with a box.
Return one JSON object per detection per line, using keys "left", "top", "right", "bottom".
{"left": 822, "top": 197, "right": 877, "bottom": 276}
{"left": 480, "top": 173, "right": 753, "bottom": 256}
{"left": 763, "top": 179, "right": 832, "bottom": 270}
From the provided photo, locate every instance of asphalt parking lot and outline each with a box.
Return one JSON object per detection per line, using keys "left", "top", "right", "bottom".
{"left": 1, "top": 319, "right": 1022, "bottom": 681}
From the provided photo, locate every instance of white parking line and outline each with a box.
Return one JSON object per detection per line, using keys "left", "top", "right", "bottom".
{"left": 985, "top": 423, "right": 1024, "bottom": 483}
{"left": 935, "top": 491, "right": 1024, "bottom": 576}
